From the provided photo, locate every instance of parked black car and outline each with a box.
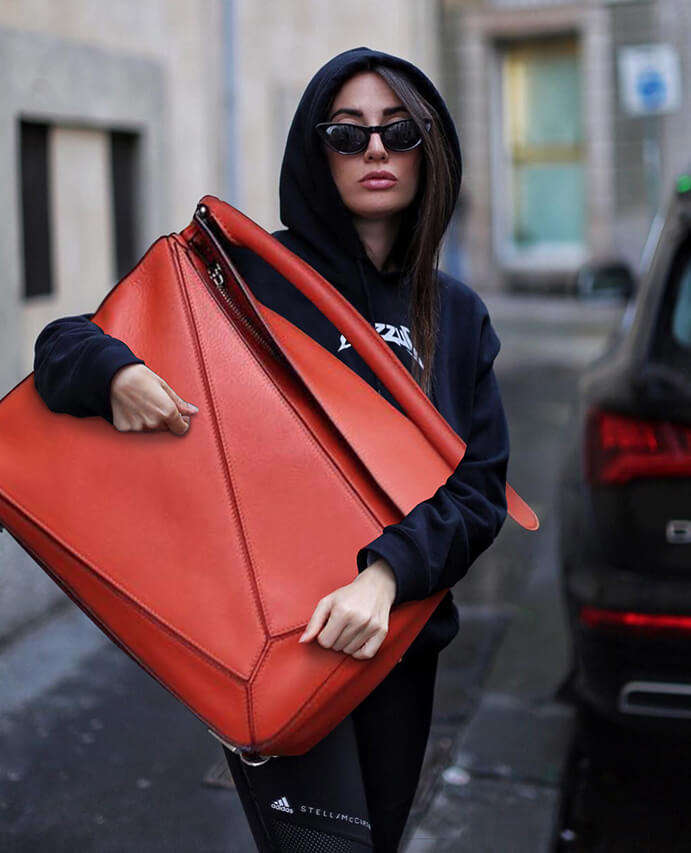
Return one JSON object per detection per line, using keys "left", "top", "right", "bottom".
{"left": 558, "top": 174, "right": 691, "bottom": 731}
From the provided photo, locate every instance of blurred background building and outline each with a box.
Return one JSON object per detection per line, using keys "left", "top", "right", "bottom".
{"left": 441, "top": 0, "right": 690, "bottom": 291}
{"left": 0, "top": 0, "right": 689, "bottom": 642}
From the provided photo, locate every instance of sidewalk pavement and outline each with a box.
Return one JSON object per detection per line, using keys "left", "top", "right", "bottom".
{"left": 0, "top": 601, "right": 255, "bottom": 852}
{"left": 402, "top": 498, "right": 577, "bottom": 853}
{"left": 482, "top": 291, "right": 627, "bottom": 331}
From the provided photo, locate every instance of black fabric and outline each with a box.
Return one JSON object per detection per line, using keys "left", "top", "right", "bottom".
{"left": 351, "top": 650, "right": 438, "bottom": 851}
{"left": 276, "top": 46, "right": 462, "bottom": 297}
{"left": 223, "top": 651, "right": 438, "bottom": 853}
{"left": 32, "top": 45, "right": 510, "bottom": 660}
{"left": 224, "top": 715, "right": 373, "bottom": 852}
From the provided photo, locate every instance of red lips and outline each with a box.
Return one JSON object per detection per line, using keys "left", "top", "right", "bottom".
{"left": 359, "top": 170, "right": 397, "bottom": 182}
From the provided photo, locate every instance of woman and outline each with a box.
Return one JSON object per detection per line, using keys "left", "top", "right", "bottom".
{"left": 33, "top": 46, "right": 509, "bottom": 852}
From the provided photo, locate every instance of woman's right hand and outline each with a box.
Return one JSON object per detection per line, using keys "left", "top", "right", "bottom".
{"left": 110, "top": 363, "right": 199, "bottom": 436}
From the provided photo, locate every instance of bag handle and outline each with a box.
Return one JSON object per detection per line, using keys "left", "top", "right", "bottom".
{"left": 187, "top": 195, "right": 538, "bottom": 532}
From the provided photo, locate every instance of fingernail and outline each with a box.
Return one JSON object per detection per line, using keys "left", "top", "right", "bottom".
{"left": 189, "top": 404, "right": 199, "bottom": 412}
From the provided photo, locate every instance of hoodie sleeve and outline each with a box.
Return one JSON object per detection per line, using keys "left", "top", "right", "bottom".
{"left": 355, "top": 310, "right": 509, "bottom": 606}
{"left": 33, "top": 312, "right": 146, "bottom": 424}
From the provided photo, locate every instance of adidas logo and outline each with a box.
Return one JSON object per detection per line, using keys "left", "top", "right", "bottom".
{"left": 270, "top": 795, "right": 294, "bottom": 814}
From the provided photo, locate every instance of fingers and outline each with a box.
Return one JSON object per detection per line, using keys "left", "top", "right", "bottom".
{"left": 298, "top": 596, "right": 388, "bottom": 660}
{"left": 341, "top": 619, "right": 387, "bottom": 656}
{"left": 159, "top": 380, "right": 199, "bottom": 436}
{"left": 298, "top": 597, "right": 332, "bottom": 644}
{"left": 161, "top": 379, "right": 199, "bottom": 416}
{"left": 313, "top": 601, "right": 359, "bottom": 650}
{"left": 163, "top": 404, "right": 191, "bottom": 436}
{"left": 111, "top": 367, "right": 201, "bottom": 436}
{"left": 331, "top": 615, "right": 376, "bottom": 652}
{"left": 350, "top": 631, "right": 387, "bottom": 660}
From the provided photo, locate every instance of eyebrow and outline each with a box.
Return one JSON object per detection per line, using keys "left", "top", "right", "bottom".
{"left": 329, "top": 105, "right": 409, "bottom": 121}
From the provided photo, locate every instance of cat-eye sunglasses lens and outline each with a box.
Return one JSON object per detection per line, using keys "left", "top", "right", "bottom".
{"left": 315, "top": 118, "right": 432, "bottom": 155}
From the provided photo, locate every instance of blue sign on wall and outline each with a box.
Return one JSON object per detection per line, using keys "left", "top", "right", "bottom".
{"left": 618, "top": 44, "right": 680, "bottom": 116}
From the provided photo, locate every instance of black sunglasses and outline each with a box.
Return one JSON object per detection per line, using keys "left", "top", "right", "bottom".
{"left": 314, "top": 118, "right": 432, "bottom": 155}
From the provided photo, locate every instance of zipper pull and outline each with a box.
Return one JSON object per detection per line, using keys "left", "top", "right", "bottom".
{"left": 208, "top": 261, "right": 225, "bottom": 288}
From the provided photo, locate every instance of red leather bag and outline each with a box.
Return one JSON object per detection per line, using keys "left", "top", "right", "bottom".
{"left": 0, "top": 195, "right": 538, "bottom": 762}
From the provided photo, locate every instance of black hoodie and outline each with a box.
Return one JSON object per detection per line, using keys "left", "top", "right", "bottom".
{"left": 33, "top": 46, "right": 509, "bottom": 661}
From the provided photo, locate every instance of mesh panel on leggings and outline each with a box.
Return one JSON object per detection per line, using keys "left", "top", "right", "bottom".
{"left": 270, "top": 817, "right": 353, "bottom": 852}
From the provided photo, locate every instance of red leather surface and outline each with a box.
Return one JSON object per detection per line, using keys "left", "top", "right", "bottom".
{"left": 192, "top": 195, "right": 539, "bottom": 531}
{"left": 0, "top": 197, "right": 538, "bottom": 758}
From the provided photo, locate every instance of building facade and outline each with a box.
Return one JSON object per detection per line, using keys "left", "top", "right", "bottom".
{"left": 440, "top": 0, "right": 691, "bottom": 291}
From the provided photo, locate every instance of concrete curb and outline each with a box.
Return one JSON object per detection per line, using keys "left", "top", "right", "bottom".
{"left": 404, "top": 500, "right": 577, "bottom": 852}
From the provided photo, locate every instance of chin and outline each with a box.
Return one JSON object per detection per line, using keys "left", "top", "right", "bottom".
{"left": 349, "top": 197, "right": 410, "bottom": 221}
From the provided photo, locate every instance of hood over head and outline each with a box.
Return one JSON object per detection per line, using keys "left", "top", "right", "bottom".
{"left": 278, "top": 46, "right": 463, "bottom": 291}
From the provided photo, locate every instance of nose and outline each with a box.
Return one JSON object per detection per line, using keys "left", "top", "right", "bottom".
{"left": 365, "top": 131, "right": 388, "bottom": 160}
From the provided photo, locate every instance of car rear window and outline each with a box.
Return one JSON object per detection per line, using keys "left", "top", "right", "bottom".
{"left": 672, "top": 258, "right": 691, "bottom": 347}
{"left": 651, "top": 237, "right": 691, "bottom": 378}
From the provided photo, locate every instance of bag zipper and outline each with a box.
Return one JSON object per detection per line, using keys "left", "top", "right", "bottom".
{"left": 188, "top": 207, "right": 281, "bottom": 360}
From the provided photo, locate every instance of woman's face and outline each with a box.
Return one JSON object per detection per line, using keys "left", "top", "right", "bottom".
{"left": 323, "top": 71, "right": 422, "bottom": 223}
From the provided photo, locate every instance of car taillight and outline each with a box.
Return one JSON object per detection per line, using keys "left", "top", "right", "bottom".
{"left": 584, "top": 408, "right": 691, "bottom": 485}
{"left": 580, "top": 606, "right": 691, "bottom": 636}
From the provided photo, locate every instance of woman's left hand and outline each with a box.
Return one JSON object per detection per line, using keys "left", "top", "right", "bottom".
{"left": 298, "top": 558, "right": 397, "bottom": 659}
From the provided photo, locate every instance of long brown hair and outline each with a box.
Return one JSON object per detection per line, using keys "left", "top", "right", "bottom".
{"left": 326, "top": 64, "right": 460, "bottom": 398}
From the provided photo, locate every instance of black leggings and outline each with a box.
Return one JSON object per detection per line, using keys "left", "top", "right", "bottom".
{"left": 223, "top": 650, "right": 439, "bottom": 852}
